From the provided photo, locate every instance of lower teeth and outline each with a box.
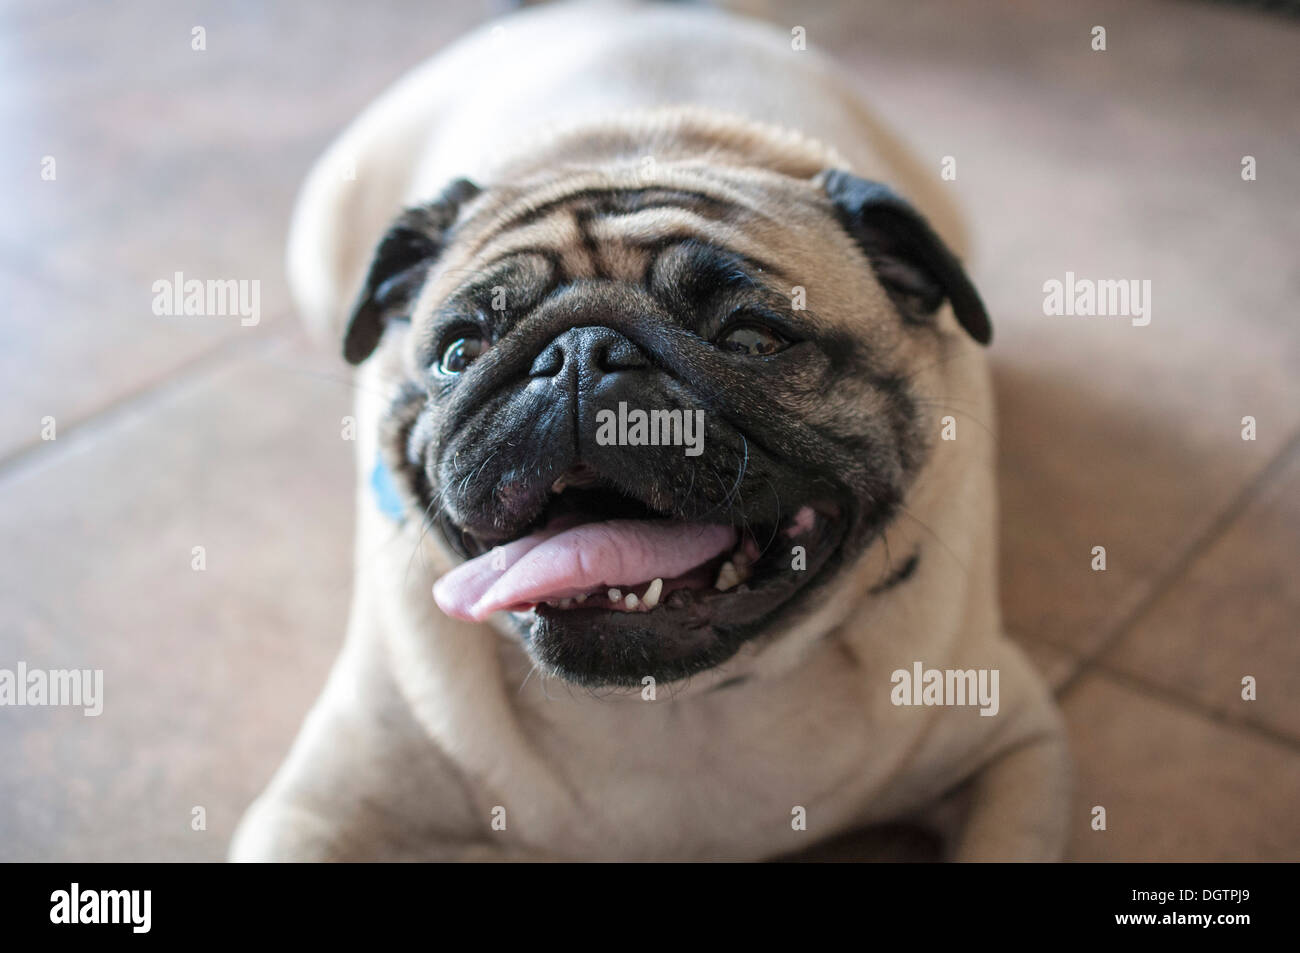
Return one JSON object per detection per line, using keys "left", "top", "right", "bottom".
{"left": 713, "top": 542, "right": 756, "bottom": 591}
{"left": 546, "top": 538, "right": 759, "bottom": 610}
{"left": 714, "top": 561, "right": 741, "bottom": 591}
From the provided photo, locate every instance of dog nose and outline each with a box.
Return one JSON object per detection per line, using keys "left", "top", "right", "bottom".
{"left": 529, "top": 326, "right": 647, "bottom": 384}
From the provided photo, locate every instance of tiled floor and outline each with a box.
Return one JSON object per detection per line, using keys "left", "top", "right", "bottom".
{"left": 1, "top": 0, "right": 1296, "bottom": 861}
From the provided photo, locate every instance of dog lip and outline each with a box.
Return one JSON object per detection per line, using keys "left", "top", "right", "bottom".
{"left": 449, "top": 486, "right": 842, "bottom": 551}
{"left": 520, "top": 508, "right": 852, "bottom": 686}
{"left": 428, "top": 446, "right": 854, "bottom": 627}
{"left": 809, "top": 500, "right": 842, "bottom": 520}
{"left": 447, "top": 459, "right": 672, "bottom": 553}
{"left": 550, "top": 462, "right": 602, "bottom": 494}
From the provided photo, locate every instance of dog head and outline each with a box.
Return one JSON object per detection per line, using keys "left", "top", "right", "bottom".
{"left": 344, "top": 125, "right": 989, "bottom": 689}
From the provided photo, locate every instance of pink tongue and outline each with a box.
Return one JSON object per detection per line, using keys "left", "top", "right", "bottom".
{"left": 433, "top": 520, "right": 737, "bottom": 622}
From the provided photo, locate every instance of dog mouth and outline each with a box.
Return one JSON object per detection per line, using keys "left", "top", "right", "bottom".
{"left": 432, "top": 463, "right": 845, "bottom": 634}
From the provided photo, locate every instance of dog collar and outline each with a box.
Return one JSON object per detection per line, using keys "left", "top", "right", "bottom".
{"left": 370, "top": 453, "right": 407, "bottom": 524}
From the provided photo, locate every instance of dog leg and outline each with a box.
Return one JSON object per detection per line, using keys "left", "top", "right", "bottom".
{"left": 230, "top": 632, "right": 489, "bottom": 861}
{"left": 229, "top": 795, "right": 355, "bottom": 862}
{"left": 948, "top": 721, "right": 1071, "bottom": 862}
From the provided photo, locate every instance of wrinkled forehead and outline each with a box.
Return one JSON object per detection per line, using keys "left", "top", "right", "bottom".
{"left": 416, "top": 165, "right": 851, "bottom": 316}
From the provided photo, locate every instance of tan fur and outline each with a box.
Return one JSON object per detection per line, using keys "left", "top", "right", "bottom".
{"left": 232, "top": 0, "right": 1067, "bottom": 862}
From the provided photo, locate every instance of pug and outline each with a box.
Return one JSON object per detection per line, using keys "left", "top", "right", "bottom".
{"left": 231, "top": 0, "right": 1068, "bottom": 862}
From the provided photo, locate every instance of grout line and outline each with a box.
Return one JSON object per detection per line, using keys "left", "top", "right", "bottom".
{"left": 1006, "top": 628, "right": 1081, "bottom": 658}
{"left": 0, "top": 328, "right": 290, "bottom": 484}
{"left": 1074, "top": 657, "right": 1300, "bottom": 756}
{"left": 1057, "top": 424, "right": 1300, "bottom": 700}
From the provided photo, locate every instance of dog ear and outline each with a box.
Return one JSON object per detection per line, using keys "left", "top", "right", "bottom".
{"left": 820, "top": 170, "right": 991, "bottom": 345}
{"left": 343, "top": 177, "right": 482, "bottom": 365}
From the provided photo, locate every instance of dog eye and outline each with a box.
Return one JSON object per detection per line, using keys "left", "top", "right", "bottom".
{"left": 716, "top": 323, "right": 788, "bottom": 356}
{"left": 439, "top": 334, "right": 487, "bottom": 374}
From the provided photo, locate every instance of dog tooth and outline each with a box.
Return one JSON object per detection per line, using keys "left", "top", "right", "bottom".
{"left": 624, "top": 593, "right": 639, "bottom": 609}
{"left": 643, "top": 578, "right": 663, "bottom": 609}
{"left": 608, "top": 588, "right": 622, "bottom": 603}
{"left": 551, "top": 476, "right": 567, "bottom": 494}
{"left": 558, "top": 598, "right": 573, "bottom": 608}
{"left": 714, "top": 561, "right": 740, "bottom": 591}
{"left": 575, "top": 593, "right": 587, "bottom": 603}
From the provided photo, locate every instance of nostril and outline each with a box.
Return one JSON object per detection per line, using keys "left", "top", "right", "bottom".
{"left": 529, "top": 326, "right": 647, "bottom": 381}
{"left": 529, "top": 343, "right": 564, "bottom": 377}
{"left": 595, "top": 336, "right": 648, "bottom": 372}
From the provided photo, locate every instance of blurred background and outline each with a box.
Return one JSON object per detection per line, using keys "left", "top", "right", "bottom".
{"left": 1, "top": 0, "right": 1297, "bottom": 861}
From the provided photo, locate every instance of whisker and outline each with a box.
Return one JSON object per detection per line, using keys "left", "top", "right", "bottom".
{"left": 896, "top": 504, "right": 969, "bottom": 578}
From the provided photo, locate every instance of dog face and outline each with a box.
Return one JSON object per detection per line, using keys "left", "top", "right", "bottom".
{"left": 346, "top": 157, "right": 989, "bottom": 688}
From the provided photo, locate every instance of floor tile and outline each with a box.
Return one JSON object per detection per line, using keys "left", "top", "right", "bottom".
{"left": 810, "top": 0, "right": 1300, "bottom": 653}
{"left": 0, "top": 335, "right": 356, "bottom": 861}
{"left": 1008, "top": 633, "right": 1081, "bottom": 693}
{"left": 1061, "top": 673, "right": 1300, "bottom": 861}
{"left": 0, "top": 268, "right": 270, "bottom": 461}
{"left": 0, "top": 0, "right": 492, "bottom": 464}
{"left": 1101, "top": 442, "right": 1300, "bottom": 743}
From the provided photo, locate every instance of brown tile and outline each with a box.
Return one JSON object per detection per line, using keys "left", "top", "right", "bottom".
{"left": 1101, "top": 443, "right": 1300, "bottom": 743}
{"left": 0, "top": 1, "right": 494, "bottom": 138}
{"left": 1007, "top": 633, "right": 1080, "bottom": 693}
{"left": 0, "top": 99, "right": 307, "bottom": 334}
{"left": 808, "top": 0, "right": 1300, "bottom": 652}
{"left": 0, "top": 0, "right": 494, "bottom": 266}
{"left": 0, "top": 335, "right": 356, "bottom": 860}
{"left": 1061, "top": 673, "right": 1300, "bottom": 861}
{"left": 0, "top": 268, "right": 267, "bottom": 461}
{"left": 0, "top": 0, "right": 491, "bottom": 463}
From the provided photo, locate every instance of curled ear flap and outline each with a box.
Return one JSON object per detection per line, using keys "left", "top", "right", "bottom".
{"left": 343, "top": 177, "right": 482, "bottom": 364}
{"left": 820, "top": 169, "right": 991, "bottom": 345}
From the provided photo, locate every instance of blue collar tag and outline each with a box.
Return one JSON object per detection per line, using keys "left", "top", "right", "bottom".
{"left": 370, "top": 453, "right": 407, "bottom": 523}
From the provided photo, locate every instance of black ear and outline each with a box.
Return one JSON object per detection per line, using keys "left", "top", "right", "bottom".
{"left": 821, "top": 170, "right": 991, "bottom": 345}
{"left": 343, "top": 177, "right": 482, "bottom": 365}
